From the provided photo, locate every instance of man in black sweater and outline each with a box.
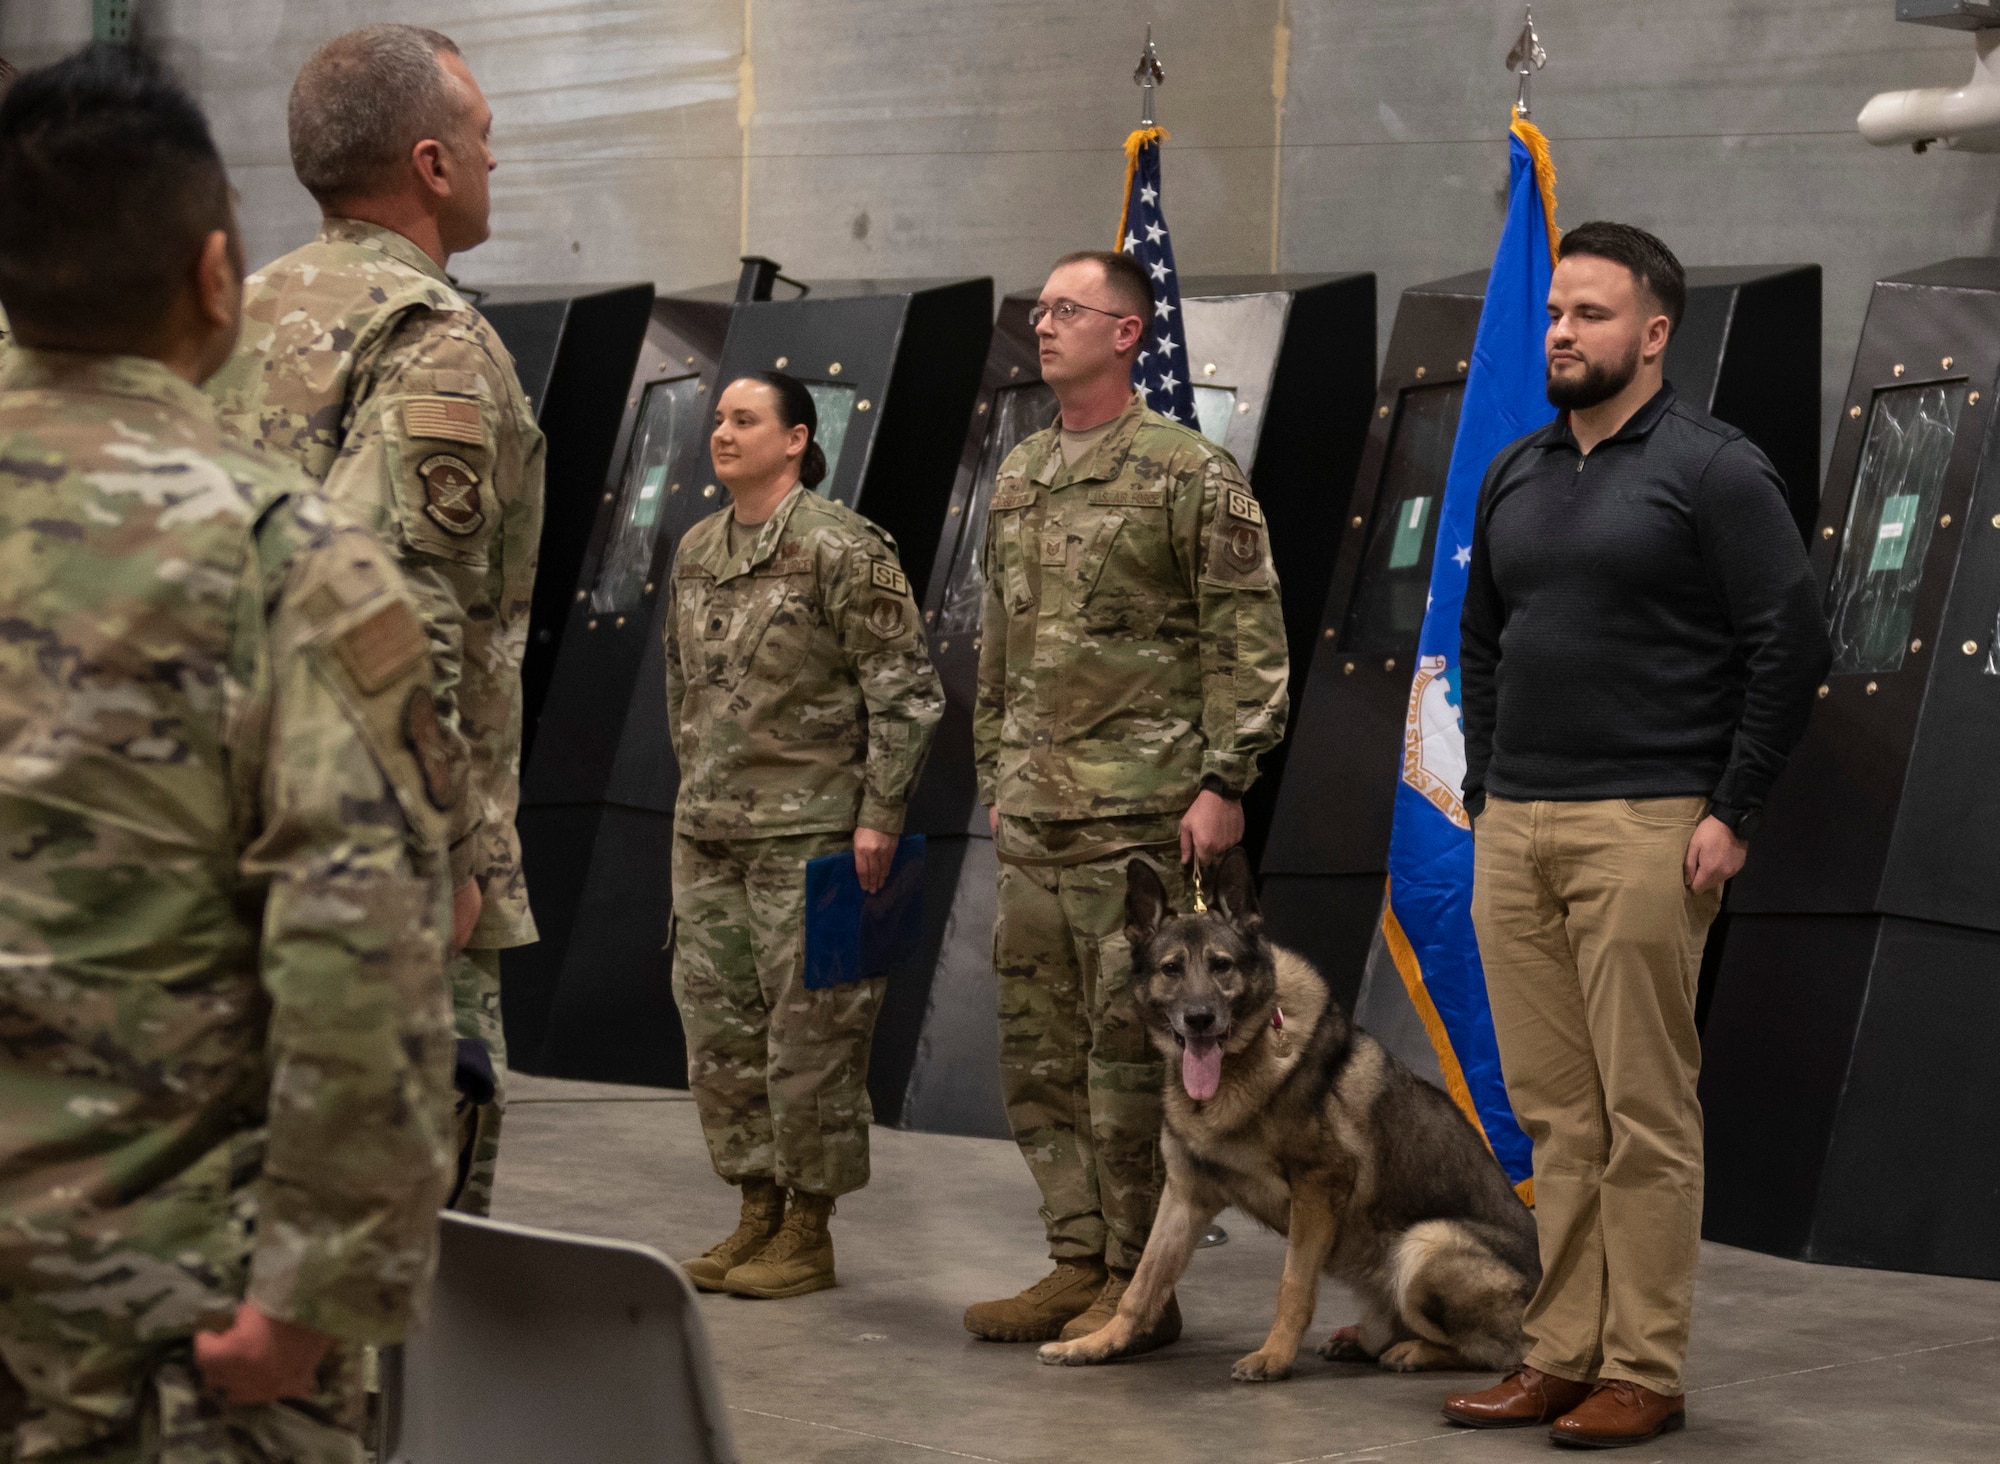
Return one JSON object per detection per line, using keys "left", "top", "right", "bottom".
{"left": 1441, "top": 223, "right": 1829, "bottom": 1448}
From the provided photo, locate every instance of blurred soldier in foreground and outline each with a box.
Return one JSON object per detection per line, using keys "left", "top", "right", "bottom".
{"left": 0, "top": 53, "right": 14, "bottom": 374}
{"left": 962, "top": 251, "right": 1290, "bottom": 1350}
{"left": 207, "top": 23, "right": 545, "bottom": 1216}
{"left": 0, "top": 45, "right": 457, "bottom": 1460}
{"left": 666, "top": 373, "right": 942, "bottom": 1298}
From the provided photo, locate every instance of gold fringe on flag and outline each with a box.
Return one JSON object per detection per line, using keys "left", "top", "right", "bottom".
{"left": 1115, "top": 126, "right": 1171, "bottom": 248}
{"left": 1508, "top": 109, "right": 1560, "bottom": 263}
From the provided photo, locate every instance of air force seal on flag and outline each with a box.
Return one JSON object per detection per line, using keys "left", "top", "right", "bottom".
{"left": 1402, "top": 653, "right": 1470, "bottom": 831}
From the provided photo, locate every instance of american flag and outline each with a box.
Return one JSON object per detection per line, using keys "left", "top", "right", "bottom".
{"left": 1118, "top": 129, "right": 1198, "bottom": 428}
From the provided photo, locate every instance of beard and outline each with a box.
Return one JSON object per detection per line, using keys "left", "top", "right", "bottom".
{"left": 1546, "top": 343, "right": 1640, "bottom": 410}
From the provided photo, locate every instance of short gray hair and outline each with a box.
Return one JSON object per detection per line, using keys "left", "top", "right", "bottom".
{"left": 288, "top": 24, "right": 465, "bottom": 206}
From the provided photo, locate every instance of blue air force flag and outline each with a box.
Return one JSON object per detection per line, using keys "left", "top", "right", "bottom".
{"left": 1381, "top": 115, "right": 1561, "bottom": 1197}
{"left": 1117, "top": 126, "right": 1198, "bottom": 428}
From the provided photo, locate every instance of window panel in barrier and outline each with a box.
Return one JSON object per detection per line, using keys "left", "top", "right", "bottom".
{"left": 1827, "top": 380, "right": 1969, "bottom": 675}
{"left": 936, "top": 381, "right": 1059, "bottom": 639}
{"left": 1341, "top": 380, "right": 1466, "bottom": 656}
{"left": 590, "top": 374, "right": 703, "bottom": 614}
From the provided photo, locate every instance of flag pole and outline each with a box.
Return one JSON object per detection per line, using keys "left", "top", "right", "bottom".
{"left": 1507, "top": 6, "right": 1548, "bottom": 120}
{"left": 1118, "top": 29, "right": 1172, "bottom": 249}
{"left": 1135, "top": 24, "right": 1164, "bottom": 125}
{"left": 1505, "top": 11, "right": 1560, "bottom": 260}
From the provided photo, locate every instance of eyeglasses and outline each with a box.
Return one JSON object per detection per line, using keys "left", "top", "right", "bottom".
{"left": 1027, "top": 298, "right": 1132, "bottom": 328}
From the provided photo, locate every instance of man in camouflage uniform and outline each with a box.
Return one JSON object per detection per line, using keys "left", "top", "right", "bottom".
{"left": 963, "top": 251, "right": 1290, "bottom": 1350}
{"left": 207, "top": 24, "right": 543, "bottom": 1217}
{"left": 0, "top": 46, "right": 456, "bottom": 1461}
{"left": 666, "top": 374, "right": 942, "bottom": 1299}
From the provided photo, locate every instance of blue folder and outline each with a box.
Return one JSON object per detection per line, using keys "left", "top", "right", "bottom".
{"left": 803, "top": 835, "right": 926, "bottom": 990}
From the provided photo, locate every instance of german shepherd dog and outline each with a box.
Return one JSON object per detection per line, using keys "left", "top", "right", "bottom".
{"left": 1039, "top": 849, "right": 1539, "bottom": 1382}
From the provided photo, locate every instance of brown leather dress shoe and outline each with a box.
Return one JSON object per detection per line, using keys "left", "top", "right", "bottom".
{"left": 1550, "top": 1379, "right": 1686, "bottom": 1448}
{"left": 1443, "top": 1365, "right": 1595, "bottom": 1428}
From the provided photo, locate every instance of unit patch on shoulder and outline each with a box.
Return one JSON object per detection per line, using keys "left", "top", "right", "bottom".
{"left": 1228, "top": 523, "right": 1264, "bottom": 567}
{"left": 1226, "top": 488, "right": 1265, "bottom": 526}
{"left": 869, "top": 561, "right": 908, "bottom": 596}
{"left": 404, "top": 395, "right": 484, "bottom": 446}
{"left": 403, "top": 686, "right": 461, "bottom": 811}
{"left": 335, "top": 599, "right": 426, "bottom": 695}
{"left": 418, "top": 454, "right": 485, "bottom": 536}
{"left": 866, "top": 597, "right": 906, "bottom": 638}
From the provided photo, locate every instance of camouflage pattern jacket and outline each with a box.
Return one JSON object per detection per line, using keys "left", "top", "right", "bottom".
{"left": 0, "top": 353, "right": 457, "bottom": 1451}
{"left": 206, "top": 218, "right": 545, "bottom": 948}
{"left": 975, "top": 391, "right": 1290, "bottom": 821}
{"left": 664, "top": 485, "right": 944, "bottom": 838}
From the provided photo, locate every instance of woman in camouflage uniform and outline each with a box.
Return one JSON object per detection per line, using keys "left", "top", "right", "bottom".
{"left": 664, "top": 372, "right": 942, "bottom": 1298}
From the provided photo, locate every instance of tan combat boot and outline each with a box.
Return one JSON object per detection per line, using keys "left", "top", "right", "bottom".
{"left": 721, "top": 1189, "right": 837, "bottom": 1298}
{"left": 680, "top": 1178, "right": 785, "bottom": 1293}
{"left": 962, "top": 1257, "right": 1108, "bottom": 1342}
{"left": 1057, "top": 1268, "right": 1182, "bottom": 1352}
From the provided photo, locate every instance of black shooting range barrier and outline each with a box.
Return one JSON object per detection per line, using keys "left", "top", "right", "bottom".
{"left": 474, "top": 282, "right": 654, "bottom": 758}
{"left": 1702, "top": 256, "right": 2000, "bottom": 1280}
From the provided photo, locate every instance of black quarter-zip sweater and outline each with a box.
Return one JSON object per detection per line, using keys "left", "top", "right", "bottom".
{"left": 1459, "top": 383, "right": 1831, "bottom": 826}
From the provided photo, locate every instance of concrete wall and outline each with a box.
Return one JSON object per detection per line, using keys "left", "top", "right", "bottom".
{"left": 4, "top": 1, "right": 1998, "bottom": 458}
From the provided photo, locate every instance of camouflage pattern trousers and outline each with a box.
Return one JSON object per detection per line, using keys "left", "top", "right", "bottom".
{"left": 447, "top": 948, "right": 506, "bottom": 1217}
{"left": 993, "top": 817, "right": 1183, "bottom": 1273}
{"left": 670, "top": 831, "right": 884, "bottom": 1199}
{"left": 0, "top": 1342, "right": 365, "bottom": 1463}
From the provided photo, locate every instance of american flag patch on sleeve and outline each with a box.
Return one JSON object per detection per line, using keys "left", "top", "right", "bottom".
{"left": 404, "top": 396, "right": 485, "bottom": 446}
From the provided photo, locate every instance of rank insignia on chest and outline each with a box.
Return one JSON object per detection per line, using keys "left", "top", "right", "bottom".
{"left": 402, "top": 687, "right": 461, "bottom": 811}
{"left": 866, "top": 597, "right": 906, "bottom": 638}
{"left": 1226, "top": 488, "right": 1265, "bottom": 526}
{"left": 869, "top": 561, "right": 908, "bottom": 596}
{"left": 418, "top": 454, "right": 485, "bottom": 536}
{"left": 1041, "top": 532, "right": 1068, "bottom": 566}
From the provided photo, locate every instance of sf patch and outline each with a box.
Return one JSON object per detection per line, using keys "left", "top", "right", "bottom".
{"left": 869, "top": 561, "right": 908, "bottom": 596}
{"left": 1226, "top": 488, "right": 1265, "bottom": 526}
{"left": 403, "top": 686, "right": 461, "bottom": 811}
{"left": 418, "top": 454, "right": 485, "bottom": 537}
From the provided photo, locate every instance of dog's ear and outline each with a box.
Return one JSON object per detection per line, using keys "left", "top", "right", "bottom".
{"left": 1210, "top": 846, "right": 1261, "bottom": 927}
{"left": 1125, "top": 858, "right": 1171, "bottom": 947}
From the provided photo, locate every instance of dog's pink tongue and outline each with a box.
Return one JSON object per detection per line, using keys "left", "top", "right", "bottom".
{"left": 1183, "top": 1038, "right": 1223, "bottom": 1101}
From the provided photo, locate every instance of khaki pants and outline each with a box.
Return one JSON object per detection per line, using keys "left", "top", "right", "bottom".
{"left": 671, "top": 831, "right": 884, "bottom": 1199}
{"left": 1471, "top": 796, "right": 1721, "bottom": 1396}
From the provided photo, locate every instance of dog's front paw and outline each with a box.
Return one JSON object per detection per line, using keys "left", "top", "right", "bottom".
{"left": 1377, "top": 1339, "right": 1450, "bottom": 1372}
{"left": 1317, "top": 1325, "right": 1374, "bottom": 1363}
{"left": 1038, "top": 1331, "right": 1118, "bottom": 1367}
{"left": 1230, "top": 1347, "right": 1295, "bottom": 1382}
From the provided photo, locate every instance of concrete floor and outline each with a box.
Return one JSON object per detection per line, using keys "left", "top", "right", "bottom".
{"left": 495, "top": 1074, "right": 2000, "bottom": 1464}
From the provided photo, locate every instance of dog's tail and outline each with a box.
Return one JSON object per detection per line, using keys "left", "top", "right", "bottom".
{"left": 1391, "top": 1219, "right": 1534, "bottom": 1355}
